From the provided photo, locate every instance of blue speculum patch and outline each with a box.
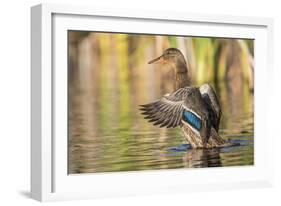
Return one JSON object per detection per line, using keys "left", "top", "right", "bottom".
{"left": 182, "top": 110, "right": 202, "bottom": 130}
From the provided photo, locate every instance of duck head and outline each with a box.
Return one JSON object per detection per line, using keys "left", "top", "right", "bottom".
{"left": 148, "top": 48, "right": 188, "bottom": 73}
{"left": 148, "top": 48, "right": 191, "bottom": 90}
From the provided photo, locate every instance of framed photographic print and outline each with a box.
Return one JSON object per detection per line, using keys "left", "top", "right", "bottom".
{"left": 31, "top": 3, "right": 274, "bottom": 201}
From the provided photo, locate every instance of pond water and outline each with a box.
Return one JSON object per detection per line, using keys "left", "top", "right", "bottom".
{"left": 68, "top": 80, "right": 254, "bottom": 174}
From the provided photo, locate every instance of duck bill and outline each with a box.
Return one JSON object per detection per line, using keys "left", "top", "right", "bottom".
{"left": 148, "top": 54, "right": 164, "bottom": 64}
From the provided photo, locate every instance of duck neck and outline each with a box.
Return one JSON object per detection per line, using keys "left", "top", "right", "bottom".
{"left": 174, "top": 67, "right": 190, "bottom": 90}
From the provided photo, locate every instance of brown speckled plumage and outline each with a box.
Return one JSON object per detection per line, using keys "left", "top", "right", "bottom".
{"left": 141, "top": 48, "right": 226, "bottom": 148}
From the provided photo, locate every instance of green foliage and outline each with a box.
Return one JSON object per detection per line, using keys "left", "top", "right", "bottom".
{"left": 168, "top": 36, "right": 178, "bottom": 48}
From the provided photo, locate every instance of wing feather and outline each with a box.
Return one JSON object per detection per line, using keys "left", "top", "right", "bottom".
{"left": 139, "top": 88, "right": 191, "bottom": 128}
{"left": 199, "top": 84, "right": 221, "bottom": 131}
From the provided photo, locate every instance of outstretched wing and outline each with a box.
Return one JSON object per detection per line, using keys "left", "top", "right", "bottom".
{"left": 140, "top": 86, "right": 212, "bottom": 141}
{"left": 139, "top": 88, "right": 191, "bottom": 128}
{"left": 199, "top": 84, "right": 221, "bottom": 131}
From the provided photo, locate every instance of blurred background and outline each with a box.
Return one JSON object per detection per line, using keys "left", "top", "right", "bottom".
{"left": 68, "top": 31, "right": 254, "bottom": 174}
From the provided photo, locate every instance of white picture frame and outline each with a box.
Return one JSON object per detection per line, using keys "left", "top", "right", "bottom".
{"left": 31, "top": 3, "right": 274, "bottom": 202}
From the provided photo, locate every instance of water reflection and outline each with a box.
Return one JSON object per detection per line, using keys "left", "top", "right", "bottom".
{"left": 68, "top": 32, "right": 254, "bottom": 174}
{"left": 183, "top": 148, "right": 221, "bottom": 168}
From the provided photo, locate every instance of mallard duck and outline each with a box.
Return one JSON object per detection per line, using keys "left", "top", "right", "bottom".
{"left": 140, "top": 48, "right": 226, "bottom": 148}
